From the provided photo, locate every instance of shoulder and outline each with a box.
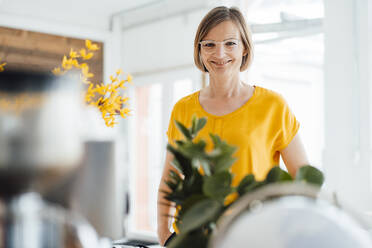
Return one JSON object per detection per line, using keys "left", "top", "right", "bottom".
{"left": 254, "top": 86, "right": 287, "bottom": 107}
{"left": 171, "top": 91, "right": 199, "bottom": 113}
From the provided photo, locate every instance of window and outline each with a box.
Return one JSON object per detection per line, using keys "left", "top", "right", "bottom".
{"left": 243, "top": 0, "right": 324, "bottom": 168}
{"left": 127, "top": 71, "right": 199, "bottom": 239}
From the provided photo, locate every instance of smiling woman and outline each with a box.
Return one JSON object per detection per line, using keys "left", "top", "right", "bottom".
{"left": 157, "top": 6, "right": 309, "bottom": 246}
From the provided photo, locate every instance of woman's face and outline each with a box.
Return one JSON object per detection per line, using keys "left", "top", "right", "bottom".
{"left": 200, "top": 21, "right": 246, "bottom": 77}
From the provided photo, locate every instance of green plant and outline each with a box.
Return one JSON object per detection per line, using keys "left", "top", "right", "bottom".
{"left": 163, "top": 116, "right": 324, "bottom": 248}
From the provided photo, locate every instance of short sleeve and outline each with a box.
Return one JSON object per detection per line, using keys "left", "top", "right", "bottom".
{"left": 275, "top": 97, "right": 300, "bottom": 151}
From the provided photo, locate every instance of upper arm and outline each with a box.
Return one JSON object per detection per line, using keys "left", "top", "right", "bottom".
{"left": 160, "top": 152, "right": 175, "bottom": 187}
{"left": 280, "top": 132, "right": 309, "bottom": 178}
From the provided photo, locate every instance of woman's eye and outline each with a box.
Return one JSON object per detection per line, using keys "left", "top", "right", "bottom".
{"left": 204, "top": 43, "right": 215, "bottom": 48}
{"left": 226, "top": 41, "right": 237, "bottom": 46}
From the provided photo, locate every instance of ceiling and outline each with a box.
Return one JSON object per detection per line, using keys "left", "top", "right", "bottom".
{"left": 0, "top": 0, "right": 171, "bottom": 30}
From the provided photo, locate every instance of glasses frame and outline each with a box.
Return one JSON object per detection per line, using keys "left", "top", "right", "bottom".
{"left": 199, "top": 38, "right": 241, "bottom": 54}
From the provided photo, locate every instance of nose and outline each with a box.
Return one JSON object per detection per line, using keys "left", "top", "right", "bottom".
{"left": 214, "top": 43, "right": 226, "bottom": 57}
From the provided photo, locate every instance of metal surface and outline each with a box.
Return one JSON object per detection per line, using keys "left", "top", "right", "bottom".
{"left": 0, "top": 192, "right": 103, "bottom": 248}
{"left": 210, "top": 183, "right": 372, "bottom": 248}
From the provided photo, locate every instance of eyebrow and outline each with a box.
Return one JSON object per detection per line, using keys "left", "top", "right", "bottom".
{"left": 201, "top": 38, "right": 239, "bottom": 42}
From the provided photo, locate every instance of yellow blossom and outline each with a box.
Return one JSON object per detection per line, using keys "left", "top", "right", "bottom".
{"left": 116, "top": 69, "right": 123, "bottom": 75}
{"left": 118, "top": 80, "right": 126, "bottom": 88}
{"left": 127, "top": 73, "right": 133, "bottom": 83}
{"left": 120, "top": 107, "right": 131, "bottom": 118}
{"left": 80, "top": 63, "right": 88, "bottom": 69}
{"left": 85, "top": 40, "right": 99, "bottom": 51}
{"left": 61, "top": 56, "right": 72, "bottom": 70}
{"left": 94, "top": 84, "right": 107, "bottom": 95}
{"left": 110, "top": 75, "right": 118, "bottom": 83}
{"left": 108, "top": 86, "right": 118, "bottom": 94}
{"left": 85, "top": 84, "right": 95, "bottom": 102}
{"left": 92, "top": 97, "right": 103, "bottom": 107}
{"left": 52, "top": 67, "right": 65, "bottom": 76}
{"left": 81, "top": 65, "right": 94, "bottom": 78}
{"left": 71, "top": 59, "right": 80, "bottom": 68}
{"left": 82, "top": 78, "right": 91, "bottom": 85}
{"left": 80, "top": 48, "right": 93, "bottom": 60}
{"left": 52, "top": 41, "right": 132, "bottom": 127}
{"left": 0, "top": 62, "right": 6, "bottom": 72}
{"left": 69, "top": 48, "right": 79, "bottom": 58}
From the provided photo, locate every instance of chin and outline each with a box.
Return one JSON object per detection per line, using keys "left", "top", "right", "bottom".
{"left": 208, "top": 66, "right": 238, "bottom": 76}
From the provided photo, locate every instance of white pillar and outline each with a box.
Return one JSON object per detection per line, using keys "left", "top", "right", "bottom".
{"left": 323, "top": 0, "right": 371, "bottom": 211}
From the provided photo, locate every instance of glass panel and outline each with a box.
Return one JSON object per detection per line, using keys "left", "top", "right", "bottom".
{"left": 129, "top": 78, "right": 195, "bottom": 236}
{"left": 245, "top": 0, "right": 324, "bottom": 168}
{"left": 131, "top": 83, "right": 163, "bottom": 234}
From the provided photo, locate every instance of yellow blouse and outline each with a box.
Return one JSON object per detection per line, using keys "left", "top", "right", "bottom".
{"left": 166, "top": 85, "right": 299, "bottom": 185}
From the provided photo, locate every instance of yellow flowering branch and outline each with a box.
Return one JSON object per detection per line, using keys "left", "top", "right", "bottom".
{"left": 52, "top": 40, "right": 132, "bottom": 127}
{"left": 0, "top": 57, "right": 6, "bottom": 72}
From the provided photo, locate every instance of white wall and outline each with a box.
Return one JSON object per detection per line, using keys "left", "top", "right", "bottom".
{"left": 323, "top": 0, "right": 371, "bottom": 212}
{"left": 122, "top": 8, "right": 209, "bottom": 75}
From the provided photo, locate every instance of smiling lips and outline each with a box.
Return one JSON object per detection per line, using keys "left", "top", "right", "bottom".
{"left": 211, "top": 60, "right": 232, "bottom": 66}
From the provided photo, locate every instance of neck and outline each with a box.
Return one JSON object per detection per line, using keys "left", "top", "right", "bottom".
{"left": 207, "top": 73, "right": 244, "bottom": 98}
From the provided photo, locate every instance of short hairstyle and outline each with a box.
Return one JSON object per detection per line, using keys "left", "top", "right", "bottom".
{"left": 194, "top": 6, "right": 254, "bottom": 72}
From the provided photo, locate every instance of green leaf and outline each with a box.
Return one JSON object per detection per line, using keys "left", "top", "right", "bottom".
{"left": 203, "top": 171, "right": 233, "bottom": 202}
{"left": 214, "top": 156, "right": 237, "bottom": 173}
{"left": 167, "top": 144, "right": 192, "bottom": 178}
{"left": 177, "top": 199, "right": 222, "bottom": 233}
{"left": 168, "top": 229, "right": 209, "bottom": 248}
{"left": 183, "top": 168, "right": 203, "bottom": 195}
{"left": 178, "top": 194, "right": 207, "bottom": 217}
{"left": 194, "top": 117, "right": 207, "bottom": 134}
{"left": 175, "top": 140, "right": 186, "bottom": 147}
{"left": 265, "top": 166, "right": 292, "bottom": 183}
{"left": 241, "top": 181, "right": 266, "bottom": 194}
{"left": 170, "top": 159, "right": 182, "bottom": 174}
{"left": 209, "top": 133, "right": 222, "bottom": 146}
{"left": 177, "top": 140, "right": 207, "bottom": 160}
{"left": 175, "top": 120, "right": 192, "bottom": 140}
{"left": 295, "top": 165, "right": 324, "bottom": 187}
{"left": 163, "top": 189, "right": 185, "bottom": 205}
{"left": 237, "top": 174, "right": 256, "bottom": 195}
{"left": 192, "top": 158, "right": 211, "bottom": 176}
{"left": 169, "top": 170, "right": 182, "bottom": 182}
{"left": 191, "top": 115, "right": 197, "bottom": 136}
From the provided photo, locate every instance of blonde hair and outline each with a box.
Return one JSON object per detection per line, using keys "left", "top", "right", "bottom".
{"left": 194, "top": 6, "right": 253, "bottom": 72}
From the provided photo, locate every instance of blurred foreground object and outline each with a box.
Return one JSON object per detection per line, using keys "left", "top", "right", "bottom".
{"left": 0, "top": 192, "right": 103, "bottom": 248}
{"left": 0, "top": 70, "right": 110, "bottom": 247}
{"left": 210, "top": 183, "right": 372, "bottom": 248}
{"left": 0, "top": 70, "right": 83, "bottom": 198}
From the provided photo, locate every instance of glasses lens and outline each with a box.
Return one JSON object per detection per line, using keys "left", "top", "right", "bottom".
{"left": 224, "top": 40, "right": 239, "bottom": 51}
{"left": 200, "top": 39, "right": 239, "bottom": 53}
{"left": 200, "top": 41, "right": 216, "bottom": 53}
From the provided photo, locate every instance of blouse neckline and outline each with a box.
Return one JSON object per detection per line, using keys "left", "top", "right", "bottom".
{"left": 195, "top": 85, "right": 259, "bottom": 119}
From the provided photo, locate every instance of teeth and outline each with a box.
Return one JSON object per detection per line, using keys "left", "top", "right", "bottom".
{"left": 214, "top": 61, "right": 229, "bottom": 65}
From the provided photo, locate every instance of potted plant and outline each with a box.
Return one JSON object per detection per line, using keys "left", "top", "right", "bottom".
{"left": 162, "top": 116, "right": 324, "bottom": 248}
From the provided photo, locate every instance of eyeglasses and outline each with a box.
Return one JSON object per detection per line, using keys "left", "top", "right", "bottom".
{"left": 199, "top": 39, "right": 240, "bottom": 54}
